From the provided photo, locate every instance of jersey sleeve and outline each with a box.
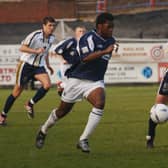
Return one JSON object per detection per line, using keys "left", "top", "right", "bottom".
{"left": 79, "top": 33, "right": 95, "bottom": 60}
{"left": 106, "top": 37, "right": 116, "bottom": 47}
{"left": 21, "top": 31, "right": 38, "bottom": 46}
{"left": 54, "top": 37, "right": 75, "bottom": 55}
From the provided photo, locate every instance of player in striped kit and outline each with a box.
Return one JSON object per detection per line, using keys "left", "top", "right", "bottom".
{"left": 0, "top": 16, "right": 56, "bottom": 125}
{"left": 35, "top": 13, "right": 118, "bottom": 153}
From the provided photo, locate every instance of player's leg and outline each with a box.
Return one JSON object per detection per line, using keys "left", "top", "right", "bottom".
{"left": 56, "top": 63, "right": 71, "bottom": 96}
{"left": 0, "top": 84, "right": 23, "bottom": 125}
{"left": 35, "top": 101, "right": 74, "bottom": 148}
{"left": 146, "top": 117, "right": 157, "bottom": 148}
{"left": 147, "top": 94, "right": 168, "bottom": 148}
{"left": 33, "top": 73, "right": 51, "bottom": 102}
{"left": 146, "top": 72, "right": 168, "bottom": 148}
{"left": 35, "top": 78, "right": 81, "bottom": 149}
{"left": 77, "top": 87, "right": 105, "bottom": 153}
{"left": 25, "top": 72, "right": 51, "bottom": 118}
{"left": 0, "top": 62, "right": 27, "bottom": 125}
{"left": 41, "top": 101, "right": 74, "bottom": 134}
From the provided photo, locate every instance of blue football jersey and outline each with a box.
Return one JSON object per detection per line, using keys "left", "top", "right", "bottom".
{"left": 65, "top": 30, "right": 116, "bottom": 81}
{"left": 54, "top": 37, "right": 80, "bottom": 64}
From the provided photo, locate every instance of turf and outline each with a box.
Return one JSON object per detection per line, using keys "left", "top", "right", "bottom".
{"left": 0, "top": 85, "right": 168, "bottom": 168}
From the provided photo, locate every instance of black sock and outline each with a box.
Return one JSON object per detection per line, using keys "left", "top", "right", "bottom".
{"left": 3, "top": 94, "right": 16, "bottom": 115}
{"left": 147, "top": 118, "right": 157, "bottom": 140}
{"left": 32, "top": 87, "right": 49, "bottom": 103}
{"left": 28, "top": 101, "right": 33, "bottom": 107}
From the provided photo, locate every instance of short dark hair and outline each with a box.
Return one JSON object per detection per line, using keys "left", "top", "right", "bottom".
{"left": 42, "top": 16, "right": 56, "bottom": 25}
{"left": 96, "top": 12, "right": 114, "bottom": 28}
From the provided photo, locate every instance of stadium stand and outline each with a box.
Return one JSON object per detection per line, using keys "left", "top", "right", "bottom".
{"left": 0, "top": 0, "right": 168, "bottom": 44}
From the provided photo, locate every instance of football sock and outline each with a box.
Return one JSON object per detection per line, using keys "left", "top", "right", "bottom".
{"left": 1, "top": 112, "right": 7, "bottom": 117}
{"left": 41, "top": 109, "right": 58, "bottom": 134}
{"left": 79, "top": 108, "right": 103, "bottom": 140}
{"left": 29, "top": 99, "right": 34, "bottom": 106}
{"left": 147, "top": 118, "right": 157, "bottom": 140}
{"left": 26, "top": 99, "right": 34, "bottom": 108}
{"left": 3, "top": 94, "right": 16, "bottom": 115}
{"left": 32, "top": 87, "right": 48, "bottom": 103}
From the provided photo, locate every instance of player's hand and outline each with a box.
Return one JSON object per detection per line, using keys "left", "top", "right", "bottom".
{"left": 104, "top": 44, "right": 115, "bottom": 53}
{"left": 36, "top": 48, "right": 45, "bottom": 54}
{"left": 113, "top": 43, "right": 119, "bottom": 53}
{"left": 104, "top": 43, "right": 119, "bottom": 54}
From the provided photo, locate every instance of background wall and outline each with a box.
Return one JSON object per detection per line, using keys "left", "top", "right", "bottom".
{"left": 0, "top": 0, "right": 76, "bottom": 23}
{"left": 1, "top": 0, "right": 168, "bottom": 23}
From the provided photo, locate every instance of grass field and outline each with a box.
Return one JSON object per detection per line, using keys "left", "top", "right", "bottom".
{"left": 0, "top": 85, "right": 168, "bottom": 168}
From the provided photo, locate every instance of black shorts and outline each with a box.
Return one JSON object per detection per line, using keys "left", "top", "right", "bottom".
{"left": 16, "top": 61, "right": 47, "bottom": 86}
{"left": 158, "top": 70, "right": 168, "bottom": 95}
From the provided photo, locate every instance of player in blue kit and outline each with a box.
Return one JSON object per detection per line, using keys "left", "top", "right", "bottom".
{"left": 146, "top": 69, "right": 168, "bottom": 148}
{"left": 54, "top": 26, "right": 86, "bottom": 96}
{"left": 0, "top": 16, "right": 56, "bottom": 125}
{"left": 35, "top": 12, "right": 118, "bottom": 153}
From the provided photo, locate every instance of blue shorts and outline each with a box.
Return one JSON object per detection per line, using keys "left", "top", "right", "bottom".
{"left": 16, "top": 61, "right": 47, "bottom": 86}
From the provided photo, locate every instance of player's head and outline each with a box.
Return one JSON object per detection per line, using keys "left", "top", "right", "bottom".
{"left": 42, "top": 16, "right": 56, "bottom": 37}
{"left": 74, "top": 26, "right": 86, "bottom": 41}
{"left": 95, "top": 12, "right": 114, "bottom": 38}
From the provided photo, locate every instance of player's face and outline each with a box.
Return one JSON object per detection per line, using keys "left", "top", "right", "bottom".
{"left": 43, "top": 21, "right": 56, "bottom": 37}
{"left": 99, "top": 20, "right": 114, "bottom": 39}
{"left": 75, "top": 27, "right": 86, "bottom": 40}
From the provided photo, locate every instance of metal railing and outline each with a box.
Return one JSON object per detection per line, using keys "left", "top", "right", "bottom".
{"left": 107, "top": 0, "right": 168, "bottom": 12}
{"left": 76, "top": 0, "right": 168, "bottom": 18}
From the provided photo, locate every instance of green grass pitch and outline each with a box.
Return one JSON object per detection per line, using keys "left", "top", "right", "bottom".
{"left": 0, "top": 85, "right": 168, "bottom": 168}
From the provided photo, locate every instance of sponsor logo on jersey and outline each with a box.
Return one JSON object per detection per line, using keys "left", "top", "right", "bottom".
{"left": 81, "top": 46, "right": 89, "bottom": 54}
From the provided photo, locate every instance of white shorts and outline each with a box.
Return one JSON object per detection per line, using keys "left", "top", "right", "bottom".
{"left": 61, "top": 78, "right": 105, "bottom": 103}
{"left": 59, "top": 63, "right": 72, "bottom": 88}
{"left": 60, "top": 63, "right": 72, "bottom": 79}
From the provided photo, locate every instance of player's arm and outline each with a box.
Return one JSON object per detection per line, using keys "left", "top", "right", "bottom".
{"left": 54, "top": 38, "right": 76, "bottom": 63}
{"left": 45, "top": 55, "right": 54, "bottom": 75}
{"left": 20, "top": 31, "right": 45, "bottom": 54}
{"left": 81, "top": 44, "right": 118, "bottom": 63}
{"left": 19, "top": 44, "right": 45, "bottom": 54}
{"left": 79, "top": 33, "right": 118, "bottom": 62}
{"left": 54, "top": 38, "right": 74, "bottom": 55}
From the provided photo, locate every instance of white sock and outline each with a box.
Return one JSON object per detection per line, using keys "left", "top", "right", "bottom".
{"left": 30, "top": 99, "right": 35, "bottom": 104}
{"left": 2, "top": 111, "right": 7, "bottom": 116}
{"left": 41, "top": 109, "right": 58, "bottom": 134}
{"left": 79, "top": 107, "right": 103, "bottom": 141}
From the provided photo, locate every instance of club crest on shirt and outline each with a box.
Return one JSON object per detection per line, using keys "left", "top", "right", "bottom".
{"left": 97, "top": 44, "right": 103, "bottom": 48}
{"left": 70, "top": 51, "right": 75, "bottom": 56}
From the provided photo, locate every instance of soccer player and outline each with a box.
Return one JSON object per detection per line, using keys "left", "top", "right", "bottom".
{"left": 55, "top": 26, "right": 86, "bottom": 96}
{"left": 146, "top": 69, "right": 168, "bottom": 148}
{"left": 0, "top": 16, "right": 56, "bottom": 125}
{"left": 35, "top": 12, "right": 118, "bottom": 153}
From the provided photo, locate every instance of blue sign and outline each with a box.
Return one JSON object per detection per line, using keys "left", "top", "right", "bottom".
{"left": 142, "top": 66, "right": 152, "bottom": 78}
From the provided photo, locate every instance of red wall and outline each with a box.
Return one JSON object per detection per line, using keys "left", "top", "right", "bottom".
{"left": 48, "top": 0, "right": 76, "bottom": 19}
{"left": 0, "top": 0, "right": 76, "bottom": 23}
